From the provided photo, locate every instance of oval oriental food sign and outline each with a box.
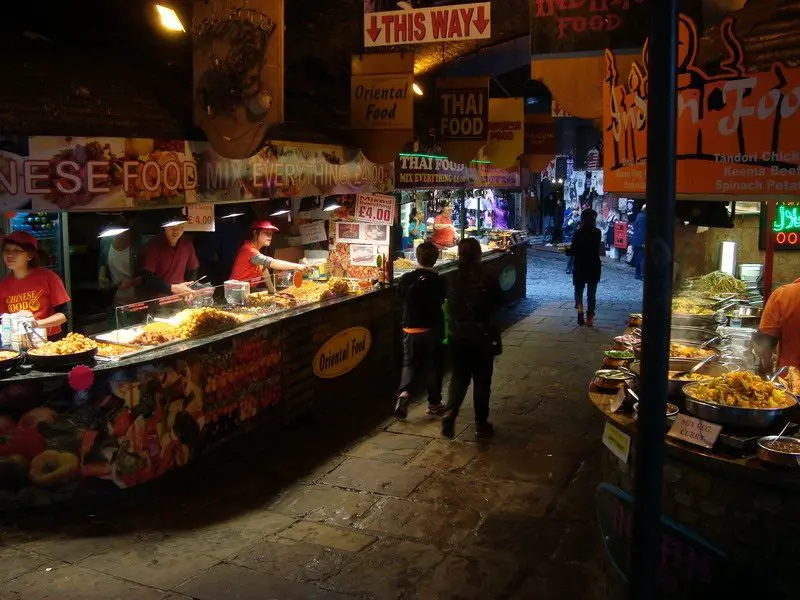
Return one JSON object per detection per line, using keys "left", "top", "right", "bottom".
{"left": 313, "top": 327, "right": 372, "bottom": 379}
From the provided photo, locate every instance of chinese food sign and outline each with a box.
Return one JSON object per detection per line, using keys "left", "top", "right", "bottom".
{"left": 603, "top": 15, "right": 800, "bottom": 196}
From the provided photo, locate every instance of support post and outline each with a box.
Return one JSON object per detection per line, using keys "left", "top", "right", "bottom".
{"left": 629, "top": 0, "right": 679, "bottom": 598}
{"left": 764, "top": 200, "right": 776, "bottom": 302}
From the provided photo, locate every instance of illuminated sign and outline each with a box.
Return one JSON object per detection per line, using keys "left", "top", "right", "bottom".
{"left": 759, "top": 202, "right": 800, "bottom": 251}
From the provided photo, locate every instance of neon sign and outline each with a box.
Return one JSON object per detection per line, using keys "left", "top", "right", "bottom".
{"left": 768, "top": 203, "right": 800, "bottom": 249}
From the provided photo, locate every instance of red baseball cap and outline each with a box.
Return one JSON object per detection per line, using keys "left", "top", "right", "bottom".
{"left": 3, "top": 231, "right": 38, "bottom": 252}
{"left": 250, "top": 220, "right": 279, "bottom": 233}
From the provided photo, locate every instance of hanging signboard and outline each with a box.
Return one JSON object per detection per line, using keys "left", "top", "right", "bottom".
{"left": 192, "top": 1, "right": 285, "bottom": 159}
{"left": 195, "top": 140, "right": 395, "bottom": 201}
{"left": 0, "top": 136, "right": 199, "bottom": 212}
{"left": 473, "top": 148, "right": 520, "bottom": 189}
{"left": 355, "top": 193, "right": 396, "bottom": 224}
{"left": 395, "top": 152, "right": 474, "bottom": 189}
{"left": 521, "top": 113, "right": 556, "bottom": 172}
{"left": 436, "top": 77, "right": 490, "bottom": 164}
{"left": 604, "top": 15, "right": 800, "bottom": 196}
{"left": 363, "top": 1, "right": 491, "bottom": 48}
{"left": 351, "top": 53, "right": 414, "bottom": 164}
{"left": 486, "top": 98, "right": 524, "bottom": 170}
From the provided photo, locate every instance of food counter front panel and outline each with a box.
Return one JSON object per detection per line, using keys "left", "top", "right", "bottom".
{"left": 0, "top": 288, "right": 397, "bottom": 509}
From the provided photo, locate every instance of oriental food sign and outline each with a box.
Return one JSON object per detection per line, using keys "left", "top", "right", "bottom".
{"left": 603, "top": 15, "right": 800, "bottom": 196}
{"left": 313, "top": 326, "right": 372, "bottom": 379}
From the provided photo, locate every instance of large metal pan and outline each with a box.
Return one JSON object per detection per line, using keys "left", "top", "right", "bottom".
{"left": 671, "top": 313, "right": 719, "bottom": 329}
{"left": 670, "top": 326, "right": 719, "bottom": 344}
{"left": 629, "top": 358, "right": 737, "bottom": 400}
{"left": 26, "top": 347, "right": 98, "bottom": 371}
{"left": 682, "top": 382, "right": 799, "bottom": 429}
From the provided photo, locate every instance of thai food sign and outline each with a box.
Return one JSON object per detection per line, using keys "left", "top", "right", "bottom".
{"left": 603, "top": 15, "right": 800, "bottom": 196}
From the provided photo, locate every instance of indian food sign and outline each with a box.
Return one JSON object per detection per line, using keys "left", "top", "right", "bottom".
{"left": 604, "top": 15, "right": 800, "bottom": 196}
{"left": 313, "top": 326, "right": 372, "bottom": 379}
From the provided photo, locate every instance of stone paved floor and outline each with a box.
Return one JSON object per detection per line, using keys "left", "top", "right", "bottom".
{"left": 0, "top": 249, "right": 642, "bottom": 600}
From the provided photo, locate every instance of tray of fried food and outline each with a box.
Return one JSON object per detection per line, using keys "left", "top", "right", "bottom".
{"left": 95, "top": 341, "right": 140, "bottom": 359}
{"left": 131, "top": 322, "right": 182, "bottom": 346}
{"left": 326, "top": 277, "right": 350, "bottom": 297}
{"left": 246, "top": 291, "right": 275, "bottom": 308}
{"left": 274, "top": 293, "right": 297, "bottom": 309}
{"left": 282, "top": 281, "right": 325, "bottom": 304}
{"left": 393, "top": 257, "right": 416, "bottom": 271}
{"left": 175, "top": 308, "right": 240, "bottom": 339}
{"left": 27, "top": 333, "right": 98, "bottom": 368}
{"left": 778, "top": 366, "right": 800, "bottom": 395}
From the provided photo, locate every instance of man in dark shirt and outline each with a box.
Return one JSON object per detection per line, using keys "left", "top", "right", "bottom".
{"left": 394, "top": 241, "right": 447, "bottom": 418}
{"left": 139, "top": 219, "right": 199, "bottom": 299}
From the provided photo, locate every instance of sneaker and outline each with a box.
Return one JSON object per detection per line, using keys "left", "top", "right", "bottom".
{"left": 475, "top": 421, "right": 494, "bottom": 439}
{"left": 394, "top": 395, "right": 409, "bottom": 419}
{"left": 427, "top": 403, "right": 446, "bottom": 416}
{"left": 577, "top": 311, "right": 585, "bottom": 326}
{"left": 586, "top": 315, "right": 594, "bottom": 327}
{"left": 441, "top": 417, "right": 455, "bottom": 439}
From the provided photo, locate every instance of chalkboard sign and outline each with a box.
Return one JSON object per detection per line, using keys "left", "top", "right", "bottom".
{"left": 596, "top": 482, "right": 787, "bottom": 598}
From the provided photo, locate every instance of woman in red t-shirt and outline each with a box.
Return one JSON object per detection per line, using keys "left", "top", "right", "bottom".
{"left": 229, "top": 221, "right": 310, "bottom": 290}
{"left": 0, "top": 231, "right": 71, "bottom": 338}
{"left": 430, "top": 201, "right": 459, "bottom": 249}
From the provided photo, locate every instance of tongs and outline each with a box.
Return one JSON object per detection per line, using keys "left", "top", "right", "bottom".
{"left": 22, "top": 321, "right": 46, "bottom": 348}
{"left": 768, "top": 365, "right": 789, "bottom": 383}
{"left": 699, "top": 336, "right": 720, "bottom": 348}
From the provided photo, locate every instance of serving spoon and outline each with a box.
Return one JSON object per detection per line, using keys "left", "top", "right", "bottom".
{"left": 671, "top": 353, "right": 716, "bottom": 380}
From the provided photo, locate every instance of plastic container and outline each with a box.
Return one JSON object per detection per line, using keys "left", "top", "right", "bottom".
{"left": 224, "top": 280, "right": 250, "bottom": 305}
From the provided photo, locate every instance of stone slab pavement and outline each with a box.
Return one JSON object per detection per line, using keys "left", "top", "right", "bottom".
{"left": 0, "top": 249, "right": 642, "bottom": 600}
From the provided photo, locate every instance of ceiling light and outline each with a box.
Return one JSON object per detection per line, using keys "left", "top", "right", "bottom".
{"left": 412, "top": 82, "right": 424, "bottom": 96}
{"left": 155, "top": 4, "right": 185, "bottom": 32}
{"left": 558, "top": 178, "right": 564, "bottom": 184}
{"left": 220, "top": 212, "right": 244, "bottom": 219}
{"left": 323, "top": 197, "right": 341, "bottom": 212}
{"left": 161, "top": 219, "right": 187, "bottom": 228}
{"left": 270, "top": 208, "right": 290, "bottom": 216}
{"left": 551, "top": 179, "right": 556, "bottom": 184}
{"left": 97, "top": 227, "right": 129, "bottom": 239}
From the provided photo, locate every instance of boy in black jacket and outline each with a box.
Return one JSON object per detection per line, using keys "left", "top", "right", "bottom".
{"left": 395, "top": 241, "right": 447, "bottom": 418}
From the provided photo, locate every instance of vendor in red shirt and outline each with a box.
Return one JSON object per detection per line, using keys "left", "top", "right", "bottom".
{"left": 0, "top": 231, "right": 70, "bottom": 338}
{"left": 755, "top": 277, "right": 800, "bottom": 371}
{"left": 430, "top": 200, "right": 459, "bottom": 249}
{"left": 230, "top": 220, "right": 310, "bottom": 291}
{"left": 139, "top": 217, "right": 200, "bottom": 298}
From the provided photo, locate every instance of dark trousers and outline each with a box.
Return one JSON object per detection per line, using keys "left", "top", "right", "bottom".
{"left": 446, "top": 343, "right": 494, "bottom": 423}
{"left": 575, "top": 280, "right": 598, "bottom": 316}
{"left": 398, "top": 331, "right": 444, "bottom": 404}
{"left": 632, "top": 246, "right": 645, "bottom": 278}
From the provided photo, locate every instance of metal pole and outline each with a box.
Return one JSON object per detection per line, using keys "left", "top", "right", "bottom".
{"left": 764, "top": 200, "right": 776, "bottom": 302}
{"left": 629, "top": 0, "right": 679, "bottom": 598}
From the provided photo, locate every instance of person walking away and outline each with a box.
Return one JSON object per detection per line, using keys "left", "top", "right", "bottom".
{"left": 564, "top": 208, "right": 580, "bottom": 274}
{"left": 632, "top": 205, "right": 647, "bottom": 280}
{"left": 394, "top": 241, "right": 447, "bottom": 418}
{"left": 566, "top": 209, "right": 602, "bottom": 327}
{"left": 755, "top": 276, "right": 800, "bottom": 372}
{"left": 441, "top": 238, "right": 500, "bottom": 439}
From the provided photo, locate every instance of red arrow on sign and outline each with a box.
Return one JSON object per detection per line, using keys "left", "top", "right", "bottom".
{"left": 474, "top": 5, "right": 490, "bottom": 34}
{"left": 366, "top": 15, "right": 382, "bottom": 43}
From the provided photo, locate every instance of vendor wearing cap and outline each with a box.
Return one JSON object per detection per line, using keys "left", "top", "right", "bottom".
{"left": 430, "top": 200, "right": 459, "bottom": 249}
{"left": 0, "top": 231, "right": 70, "bottom": 338}
{"left": 139, "top": 216, "right": 199, "bottom": 298}
{"left": 230, "top": 220, "right": 310, "bottom": 291}
{"left": 755, "top": 276, "right": 800, "bottom": 372}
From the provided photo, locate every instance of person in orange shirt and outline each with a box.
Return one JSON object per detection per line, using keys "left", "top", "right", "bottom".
{"left": 430, "top": 200, "right": 459, "bottom": 249}
{"left": 0, "top": 231, "right": 70, "bottom": 339}
{"left": 229, "top": 220, "right": 310, "bottom": 291}
{"left": 755, "top": 277, "right": 800, "bottom": 372}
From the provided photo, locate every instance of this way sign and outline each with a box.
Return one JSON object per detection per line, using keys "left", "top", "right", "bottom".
{"left": 364, "top": 2, "right": 491, "bottom": 48}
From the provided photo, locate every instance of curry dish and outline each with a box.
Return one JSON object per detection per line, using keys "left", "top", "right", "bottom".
{"left": 0, "top": 350, "right": 19, "bottom": 360}
{"left": 668, "top": 371, "right": 714, "bottom": 382}
{"left": 669, "top": 343, "right": 716, "bottom": 359}
{"left": 686, "top": 372, "right": 795, "bottom": 410}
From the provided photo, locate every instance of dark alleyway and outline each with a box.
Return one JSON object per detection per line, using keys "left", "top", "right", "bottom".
{"left": 0, "top": 249, "right": 642, "bottom": 600}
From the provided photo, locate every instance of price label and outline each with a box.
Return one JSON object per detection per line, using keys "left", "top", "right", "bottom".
{"left": 355, "top": 193, "right": 395, "bottom": 225}
{"left": 185, "top": 204, "right": 215, "bottom": 232}
{"left": 602, "top": 421, "right": 631, "bottom": 464}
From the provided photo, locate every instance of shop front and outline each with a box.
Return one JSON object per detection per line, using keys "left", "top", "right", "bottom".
{"left": 592, "top": 12, "right": 800, "bottom": 598}
{"left": 0, "top": 136, "right": 398, "bottom": 509}
{"left": 393, "top": 148, "right": 528, "bottom": 306}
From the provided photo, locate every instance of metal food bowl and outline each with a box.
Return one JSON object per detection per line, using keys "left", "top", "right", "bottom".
{"left": 757, "top": 436, "right": 800, "bottom": 467}
{"left": 682, "top": 382, "right": 799, "bottom": 429}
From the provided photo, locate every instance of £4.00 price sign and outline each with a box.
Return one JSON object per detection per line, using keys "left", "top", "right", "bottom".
{"left": 355, "top": 193, "right": 395, "bottom": 225}
{"left": 185, "top": 204, "right": 215, "bottom": 232}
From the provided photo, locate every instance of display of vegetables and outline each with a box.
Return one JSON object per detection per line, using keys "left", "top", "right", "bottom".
{"left": 690, "top": 271, "right": 746, "bottom": 295}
